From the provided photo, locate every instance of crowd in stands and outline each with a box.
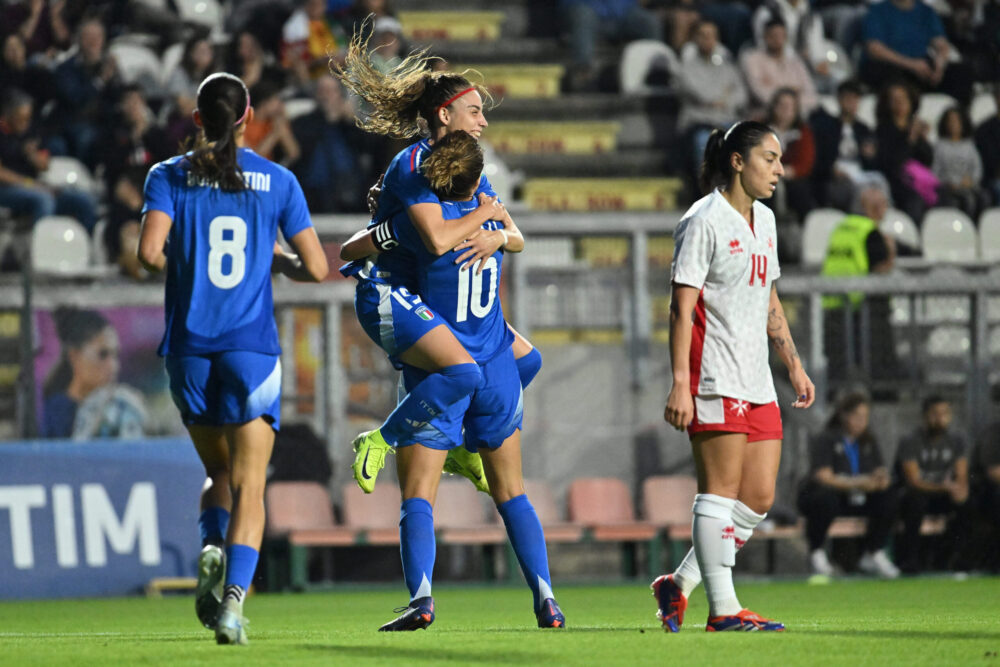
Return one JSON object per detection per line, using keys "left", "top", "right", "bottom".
{"left": 2, "top": 0, "right": 1000, "bottom": 276}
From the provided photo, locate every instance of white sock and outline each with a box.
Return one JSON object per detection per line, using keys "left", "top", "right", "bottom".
{"left": 673, "top": 500, "right": 766, "bottom": 598}
{"left": 692, "top": 493, "right": 741, "bottom": 617}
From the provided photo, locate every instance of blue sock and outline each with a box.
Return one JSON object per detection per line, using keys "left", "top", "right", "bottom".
{"left": 225, "top": 543, "right": 259, "bottom": 593}
{"left": 198, "top": 507, "right": 230, "bottom": 547}
{"left": 498, "top": 494, "right": 553, "bottom": 612}
{"left": 399, "top": 497, "right": 435, "bottom": 601}
{"left": 381, "top": 363, "right": 481, "bottom": 445}
{"left": 515, "top": 348, "right": 542, "bottom": 389}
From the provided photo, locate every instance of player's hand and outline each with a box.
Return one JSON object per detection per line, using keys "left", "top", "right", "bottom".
{"left": 366, "top": 174, "right": 384, "bottom": 214}
{"left": 453, "top": 229, "right": 504, "bottom": 273}
{"left": 663, "top": 385, "right": 693, "bottom": 431}
{"left": 476, "top": 193, "right": 505, "bottom": 221}
{"left": 789, "top": 367, "right": 815, "bottom": 408}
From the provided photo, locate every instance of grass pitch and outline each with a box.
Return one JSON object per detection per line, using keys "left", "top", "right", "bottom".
{"left": 0, "top": 577, "right": 997, "bottom": 665}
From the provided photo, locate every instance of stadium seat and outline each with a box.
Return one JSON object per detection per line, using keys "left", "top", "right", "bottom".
{"left": 619, "top": 39, "right": 677, "bottom": 96}
{"left": 567, "top": 477, "right": 659, "bottom": 577}
{"left": 30, "top": 216, "right": 90, "bottom": 275}
{"left": 435, "top": 480, "right": 506, "bottom": 545}
{"left": 856, "top": 93, "right": 876, "bottom": 128}
{"left": 919, "top": 266, "right": 971, "bottom": 324}
{"left": 341, "top": 482, "right": 401, "bottom": 545}
{"left": 916, "top": 93, "right": 958, "bottom": 143}
{"left": 41, "top": 156, "right": 99, "bottom": 197}
{"left": 641, "top": 475, "right": 697, "bottom": 536}
{"left": 880, "top": 207, "right": 921, "bottom": 251}
{"left": 971, "top": 92, "right": 997, "bottom": 126}
{"left": 284, "top": 97, "right": 317, "bottom": 120}
{"left": 820, "top": 38, "right": 853, "bottom": 83}
{"left": 160, "top": 42, "right": 185, "bottom": 84}
{"left": 173, "top": 0, "right": 223, "bottom": 31}
{"left": 978, "top": 208, "right": 1000, "bottom": 262}
{"left": 480, "top": 140, "right": 515, "bottom": 204}
{"left": 264, "top": 481, "right": 356, "bottom": 590}
{"left": 921, "top": 208, "right": 978, "bottom": 262}
{"left": 522, "top": 479, "right": 584, "bottom": 542}
{"left": 801, "top": 208, "right": 845, "bottom": 266}
{"left": 108, "top": 42, "right": 163, "bottom": 99}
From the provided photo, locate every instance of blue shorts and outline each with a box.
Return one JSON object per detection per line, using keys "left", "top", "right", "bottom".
{"left": 355, "top": 280, "right": 441, "bottom": 369}
{"left": 397, "top": 346, "right": 523, "bottom": 452}
{"left": 165, "top": 351, "right": 282, "bottom": 430}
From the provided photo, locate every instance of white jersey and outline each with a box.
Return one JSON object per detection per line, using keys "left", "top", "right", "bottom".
{"left": 670, "top": 188, "right": 781, "bottom": 404}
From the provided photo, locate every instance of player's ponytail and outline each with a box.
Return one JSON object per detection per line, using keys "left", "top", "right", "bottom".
{"left": 332, "top": 16, "right": 492, "bottom": 138}
{"left": 187, "top": 72, "right": 249, "bottom": 192}
{"left": 699, "top": 120, "right": 775, "bottom": 194}
{"left": 421, "top": 131, "right": 484, "bottom": 199}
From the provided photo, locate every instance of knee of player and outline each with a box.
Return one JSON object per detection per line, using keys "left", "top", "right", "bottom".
{"left": 739, "top": 493, "right": 774, "bottom": 515}
{"left": 441, "top": 362, "right": 482, "bottom": 394}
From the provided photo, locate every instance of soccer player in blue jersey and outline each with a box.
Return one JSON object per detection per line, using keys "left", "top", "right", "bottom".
{"left": 341, "top": 131, "right": 564, "bottom": 631}
{"left": 332, "top": 26, "right": 543, "bottom": 493}
{"left": 138, "top": 72, "right": 328, "bottom": 645}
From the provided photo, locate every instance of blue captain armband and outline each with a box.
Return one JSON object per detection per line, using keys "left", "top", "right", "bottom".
{"left": 372, "top": 220, "right": 399, "bottom": 251}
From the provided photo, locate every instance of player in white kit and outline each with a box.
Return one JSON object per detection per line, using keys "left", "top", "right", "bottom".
{"left": 651, "top": 121, "right": 815, "bottom": 632}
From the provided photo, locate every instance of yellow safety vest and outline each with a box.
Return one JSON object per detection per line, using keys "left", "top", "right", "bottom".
{"left": 821, "top": 215, "right": 876, "bottom": 309}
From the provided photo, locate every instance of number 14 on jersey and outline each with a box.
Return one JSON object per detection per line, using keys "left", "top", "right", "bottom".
{"left": 749, "top": 253, "right": 767, "bottom": 287}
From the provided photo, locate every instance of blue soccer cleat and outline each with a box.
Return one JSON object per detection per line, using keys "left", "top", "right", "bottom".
{"left": 706, "top": 609, "right": 785, "bottom": 632}
{"left": 195, "top": 545, "right": 225, "bottom": 629}
{"left": 651, "top": 574, "right": 687, "bottom": 632}
{"left": 214, "top": 599, "right": 249, "bottom": 645}
{"left": 536, "top": 598, "right": 565, "bottom": 628}
{"left": 379, "top": 596, "right": 435, "bottom": 631}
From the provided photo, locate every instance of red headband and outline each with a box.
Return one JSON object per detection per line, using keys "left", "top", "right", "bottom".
{"left": 437, "top": 87, "right": 477, "bottom": 113}
{"left": 234, "top": 94, "right": 251, "bottom": 126}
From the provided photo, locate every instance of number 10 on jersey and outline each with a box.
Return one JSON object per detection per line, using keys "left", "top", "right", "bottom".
{"left": 455, "top": 256, "right": 498, "bottom": 322}
{"left": 749, "top": 253, "right": 767, "bottom": 287}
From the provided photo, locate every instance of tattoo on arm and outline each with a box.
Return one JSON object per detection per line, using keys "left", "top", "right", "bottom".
{"left": 767, "top": 306, "right": 800, "bottom": 363}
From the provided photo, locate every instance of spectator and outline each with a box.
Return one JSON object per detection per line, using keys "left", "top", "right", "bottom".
{"left": 0, "top": 89, "right": 97, "bottom": 232}
{"left": 752, "top": 0, "right": 836, "bottom": 91}
{"left": 740, "top": 17, "right": 818, "bottom": 116}
{"left": 368, "top": 15, "right": 403, "bottom": 74}
{"left": 933, "top": 106, "right": 989, "bottom": 219}
{"left": 96, "top": 85, "right": 170, "bottom": 278}
{"left": 974, "top": 84, "right": 1000, "bottom": 206}
{"left": 765, "top": 87, "right": 815, "bottom": 223}
{"left": 42, "top": 307, "right": 146, "bottom": 440}
{"left": 894, "top": 396, "right": 972, "bottom": 573}
{"left": 797, "top": 391, "right": 900, "bottom": 578}
{"left": 820, "top": 187, "right": 900, "bottom": 390}
{"left": 860, "top": 0, "right": 974, "bottom": 107}
{"left": 281, "top": 0, "right": 348, "bottom": 88}
{"left": 810, "top": 78, "right": 886, "bottom": 210}
{"left": 0, "top": 33, "right": 56, "bottom": 109}
{"left": 688, "top": 1, "right": 754, "bottom": 56}
{"left": 343, "top": 0, "right": 395, "bottom": 35}
{"left": 163, "top": 36, "right": 219, "bottom": 150}
{"left": 50, "top": 16, "right": 121, "bottom": 168}
{"left": 243, "top": 81, "right": 301, "bottom": 166}
{"left": 291, "top": 75, "right": 375, "bottom": 212}
{"left": 2, "top": 0, "right": 70, "bottom": 60}
{"left": 970, "top": 420, "right": 1000, "bottom": 572}
{"left": 874, "top": 81, "right": 933, "bottom": 222}
{"left": 675, "top": 20, "right": 747, "bottom": 182}
{"left": 812, "top": 0, "right": 868, "bottom": 57}
{"left": 229, "top": 30, "right": 286, "bottom": 92}
{"left": 560, "top": 0, "right": 663, "bottom": 92}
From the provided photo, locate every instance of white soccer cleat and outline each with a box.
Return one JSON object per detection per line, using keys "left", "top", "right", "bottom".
{"left": 215, "top": 599, "right": 249, "bottom": 645}
{"left": 858, "top": 549, "right": 900, "bottom": 579}
{"left": 195, "top": 545, "right": 225, "bottom": 629}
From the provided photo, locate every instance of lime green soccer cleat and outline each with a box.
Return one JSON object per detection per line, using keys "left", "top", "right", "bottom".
{"left": 443, "top": 446, "right": 490, "bottom": 494}
{"left": 352, "top": 429, "right": 394, "bottom": 493}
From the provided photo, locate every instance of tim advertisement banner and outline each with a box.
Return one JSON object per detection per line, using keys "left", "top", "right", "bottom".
{"left": 0, "top": 439, "right": 203, "bottom": 599}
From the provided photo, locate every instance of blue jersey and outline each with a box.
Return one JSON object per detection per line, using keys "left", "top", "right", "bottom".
{"left": 342, "top": 139, "right": 495, "bottom": 288}
{"left": 392, "top": 198, "right": 513, "bottom": 363}
{"left": 142, "top": 147, "right": 313, "bottom": 357}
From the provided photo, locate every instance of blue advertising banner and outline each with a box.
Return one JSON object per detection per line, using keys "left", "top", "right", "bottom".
{"left": 0, "top": 438, "right": 203, "bottom": 599}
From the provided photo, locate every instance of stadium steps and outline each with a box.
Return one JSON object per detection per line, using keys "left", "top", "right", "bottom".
{"left": 399, "top": 10, "right": 506, "bottom": 42}
{"left": 486, "top": 121, "right": 620, "bottom": 154}
{"left": 521, "top": 177, "right": 684, "bottom": 211}
{"left": 455, "top": 63, "right": 565, "bottom": 99}
{"left": 501, "top": 149, "right": 668, "bottom": 177}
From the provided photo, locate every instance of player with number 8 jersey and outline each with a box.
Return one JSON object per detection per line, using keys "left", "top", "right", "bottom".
{"left": 139, "top": 72, "right": 328, "bottom": 645}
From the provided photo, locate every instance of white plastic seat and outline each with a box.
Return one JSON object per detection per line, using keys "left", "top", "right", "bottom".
{"left": 916, "top": 93, "right": 958, "bottom": 143}
{"left": 619, "top": 39, "right": 678, "bottom": 96}
{"left": 879, "top": 207, "right": 921, "bottom": 251}
{"left": 920, "top": 266, "right": 971, "bottom": 324}
{"left": 921, "top": 208, "right": 978, "bottom": 263}
{"left": 174, "top": 0, "right": 223, "bottom": 31}
{"left": 284, "top": 98, "right": 317, "bottom": 120}
{"left": 31, "top": 216, "right": 90, "bottom": 274}
{"left": 801, "top": 208, "right": 845, "bottom": 266}
{"left": 978, "top": 208, "right": 1000, "bottom": 262}
{"left": 480, "top": 140, "right": 515, "bottom": 205}
{"left": 108, "top": 42, "right": 163, "bottom": 98}
{"left": 856, "top": 93, "right": 876, "bottom": 129}
{"left": 160, "top": 42, "right": 185, "bottom": 86}
{"left": 971, "top": 92, "right": 997, "bottom": 126}
{"left": 820, "top": 38, "right": 853, "bottom": 83}
{"left": 40, "top": 156, "right": 98, "bottom": 196}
